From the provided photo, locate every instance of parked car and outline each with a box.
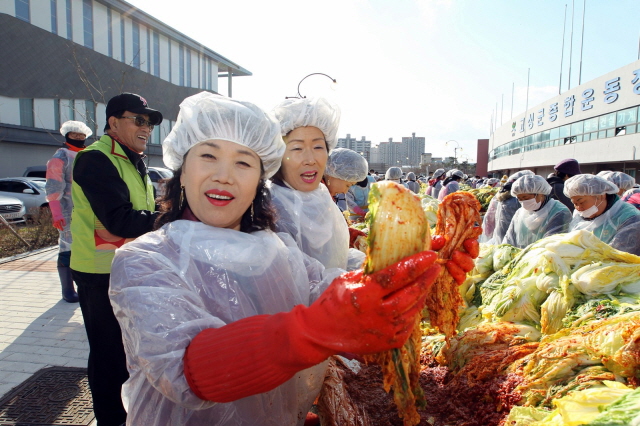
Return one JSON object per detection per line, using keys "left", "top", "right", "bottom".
{"left": 0, "top": 195, "right": 26, "bottom": 225}
{"left": 148, "top": 167, "right": 174, "bottom": 198}
{"left": 0, "top": 177, "right": 49, "bottom": 219}
{"left": 23, "top": 165, "right": 47, "bottom": 178}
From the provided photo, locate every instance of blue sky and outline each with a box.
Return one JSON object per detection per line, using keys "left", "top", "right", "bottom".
{"left": 128, "top": 0, "right": 640, "bottom": 161}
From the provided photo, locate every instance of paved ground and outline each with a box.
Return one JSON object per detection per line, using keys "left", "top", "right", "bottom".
{"left": 0, "top": 245, "right": 93, "bottom": 423}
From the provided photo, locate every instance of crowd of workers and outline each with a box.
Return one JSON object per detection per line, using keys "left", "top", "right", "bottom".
{"left": 40, "top": 89, "right": 640, "bottom": 425}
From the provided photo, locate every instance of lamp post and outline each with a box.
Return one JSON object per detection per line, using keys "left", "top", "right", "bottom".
{"left": 445, "top": 140, "right": 462, "bottom": 165}
{"left": 285, "top": 73, "right": 338, "bottom": 99}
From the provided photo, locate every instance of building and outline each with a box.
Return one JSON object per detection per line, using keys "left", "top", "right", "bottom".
{"left": 336, "top": 134, "right": 371, "bottom": 162}
{"left": 401, "top": 133, "right": 425, "bottom": 168}
{"left": 369, "top": 133, "right": 426, "bottom": 171}
{"left": 0, "top": 0, "right": 250, "bottom": 177}
{"left": 486, "top": 59, "right": 640, "bottom": 178}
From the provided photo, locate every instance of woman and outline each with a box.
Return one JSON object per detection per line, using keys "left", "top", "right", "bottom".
{"left": 270, "top": 97, "right": 363, "bottom": 270}
{"left": 426, "top": 168, "right": 445, "bottom": 198}
{"left": 480, "top": 170, "right": 533, "bottom": 244}
{"left": 109, "top": 92, "right": 442, "bottom": 425}
{"left": 385, "top": 166, "right": 403, "bottom": 183}
{"left": 437, "top": 169, "right": 464, "bottom": 201}
{"left": 502, "top": 175, "right": 572, "bottom": 248}
{"left": 405, "top": 172, "right": 420, "bottom": 193}
{"left": 565, "top": 174, "right": 640, "bottom": 255}
{"left": 598, "top": 170, "right": 636, "bottom": 197}
{"left": 322, "top": 148, "right": 369, "bottom": 222}
{"left": 45, "top": 120, "right": 92, "bottom": 303}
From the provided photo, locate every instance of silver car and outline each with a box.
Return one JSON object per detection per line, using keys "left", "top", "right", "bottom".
{"left": 0, "top": 177, "right": 49, "bottom": 219}
{"left": 0, "top": 194, "right": 26, "bottom": 224}
{"left": 148, "top": 167, "right": 174, "bottom": 198}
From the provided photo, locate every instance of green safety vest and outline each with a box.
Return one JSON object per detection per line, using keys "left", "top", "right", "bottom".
{"left": 70, "top": 135, "right": 155, "bottom": 273}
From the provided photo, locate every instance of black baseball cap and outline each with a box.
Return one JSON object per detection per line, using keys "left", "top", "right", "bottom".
{"left": 105, "top": 93, "right": 163, "bottom": 125}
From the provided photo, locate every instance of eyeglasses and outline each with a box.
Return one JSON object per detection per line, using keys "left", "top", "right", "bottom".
{"left": 121, "top": 116, "right": 155, "bottom": 130}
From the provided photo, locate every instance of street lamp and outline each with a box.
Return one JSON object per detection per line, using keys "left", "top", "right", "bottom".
{"left": 445, "top": 140, "right": 462, "bottom": 165}
{"left": 285, "top": 73, "right": 338, "bottom": 99}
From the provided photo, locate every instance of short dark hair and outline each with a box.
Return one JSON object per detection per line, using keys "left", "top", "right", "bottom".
{"left": 154, "top": 157, "right": 277, "bottom": 233}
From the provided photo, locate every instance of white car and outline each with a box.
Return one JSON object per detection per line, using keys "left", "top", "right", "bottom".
{"left": 148, "top": 167, "right": 174, "bottom": 198}
{"left": 0, "top": 194, "right": 26, "bottom": 224}
{"left": 0, "top": 177, "right": 49, "bottom": 219}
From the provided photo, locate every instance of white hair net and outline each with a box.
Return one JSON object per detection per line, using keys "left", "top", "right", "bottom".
{"left": 486, "top": 178, "right": 499, "bottom": 186}
{"left": 511, "top": 175, "right": 552, "bottom": 196}
{"left": 406, "top": 172, "right": 416, "bottom": 181}
{"left": 451, "top": 169, "right": 464, "bottom": 179}
{"left": 163, "top": 92, "right": 285, "bottom": 178}
{"left": 60, "top": 120, "right": 92, "bottom": 137}
{"left": 272, "top": 97, "right": 340, "bottom": 150}
{"left": 563, "top": 174, "right": 619, "bottom": 197}
{"left": 599, "top": 171, "right": 635, "bottom": 191}
{"left": 324, "top": 148, "right": 368, "bottom": 182}
{"left": 432, "top": 169, "right": 445, "bottom": 179}
{"left": 385, "top": 167, "right": 402, "bottom": 180}
{"left": 508, "top": 170, "right": 534, "bottom": 183}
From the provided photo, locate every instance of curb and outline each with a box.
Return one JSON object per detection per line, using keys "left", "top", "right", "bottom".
{"left": 0, "top": 245, "right": 58, "bottom": 265}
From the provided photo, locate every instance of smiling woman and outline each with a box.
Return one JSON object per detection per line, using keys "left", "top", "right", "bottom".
{"left": 107, "top": 91, "right": 442, "bottom": 426}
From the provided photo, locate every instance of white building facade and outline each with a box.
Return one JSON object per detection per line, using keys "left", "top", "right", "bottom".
{"left": 488, "top": 59, "right": 640, "bottom": 178}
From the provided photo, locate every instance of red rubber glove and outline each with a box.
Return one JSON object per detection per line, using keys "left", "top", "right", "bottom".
{"left": 431, "top": 236, "right": 480, "bottom": 284}
{"left": 49, "top": 200, "right": 65, "bottom": 231}
{"left": 348, "top": 227, "right": 367, "bottom": 248}
{"left": 184, "top": 251, "right": 441, "bottom": 403}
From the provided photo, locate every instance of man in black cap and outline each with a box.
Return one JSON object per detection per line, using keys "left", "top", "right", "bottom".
{"left": 70, "top": 93, "right": 162, "bottom": 425}
{"left": 547, "top": 158, "right": 582, "bottom": 212}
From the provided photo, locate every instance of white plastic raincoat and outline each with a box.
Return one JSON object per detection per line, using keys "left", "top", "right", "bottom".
{"left": 502, "top": 198, "right": 572, "bottom": 248}
{"left": 109, "top": 220, "right": 343, "bottom": 425}
{"left": 569, "top": 197, "right": 640, "bottom": 255}
{"left": 45, "top": 147, "right": 78, "bottom": 251}
{"left": 270, "top": 182, "right": 364, "bottom": 270}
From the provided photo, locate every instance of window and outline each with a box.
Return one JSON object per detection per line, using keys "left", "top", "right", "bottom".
{"left": 85, "top": 100, "right": 96, "bottom": 134}
{"left": 82, "top": 0, "right": 93, "bottom": 49}
{"left": 50, "top": 0, "right": 57, "bottom": 34}
{"left": 15, "top": 0, "right": 29, "bottom": 22}
{"left": 615, "top": 127, "right": 626, "bottom": 136}
{"left": 541, "top": 130, "right": 550, "bottom": 141}
{"left": 65, "top": 0, "right": 72, "bottom": 40}
{"left": 68, "top": 100, "right": 75, "bottom": 120}
{"left": 132, "top": 22, "right": 140, "bottom": 69}
{"left": 179, "top": 45, "right": 184, "bottom": 85}
{"left": 120, "top": 16, "right": 125, "bottom": 62}
{"left": 107, "top": 8, "right": 112, "bottom": 57}
{"left": 168, "top": 41, "right": 171, "bottom": 82}
{"left": 19, "top": 99, "right": 34, "bottom": 127}
{"left": 186, "top": 48, "right": 192, "bottom": 87}
{"left": 550, "top": 127, "right": 560, "bottom": 140}
{"left": 616, "top": 107, "right": 637, "bottom": 127}
{"left": 583, "top": 117, "right": 599, "bottom": 133}
{"left": 570, "top": 121, "right": 584, "bottom": 136}
{"left": 153, "top": 31, "right": 160, "bottom": 77}
{"left": 590, "top": 132, "right": 598, "bottom": 140}
{"left": 559, "top": 124, "right": 571, "bottom": 138}
{"left": 628, "top": 125, "right": 637, "bottom": 135}
{"left": 147, "top": 27, "right": 151, "bottom": 72}
{"left": 624, "top": 169, "right": 636, "bottom": 178}
{"left": 54, "top": 99, "right": 60, "bottom": 130}
{"left": 599, "top": 112, "right": 615, "bottom": 129}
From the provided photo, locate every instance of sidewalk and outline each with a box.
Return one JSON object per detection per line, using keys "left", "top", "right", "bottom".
{"left": 0, "top": 246, "right": 89, "bottom": 399}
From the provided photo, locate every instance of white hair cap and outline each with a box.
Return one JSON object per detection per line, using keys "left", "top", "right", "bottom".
{"left": 450, "top": 169, "right": 464, "bottom": 179}
{"left": 60, "top": 120, "right": 92, "bottom": 137}
{"left": 272, "top": 97, "right": 340, "bottom": 150}
{"left": 507, "top": 169, "right": 534, "bottom": 183}
{"left": 325, "top": 148, "right": 368, "bottom": 182}
{"left": 563, "top": 174, "right": 619, "bottom": 197}
{"left": 385, "top": 166, "right": 402, "bottom": 180}
{"left": 599, "top": 171, "right": 635, "bottom": 191}
{"left": 163, "top": 92, "right": 285, "bottom": 177}
{"left": 432, "top": 168, "right": 445, "bottom": 179}
{"left": 511, "top": 175, "right": 552, "bottom": 196}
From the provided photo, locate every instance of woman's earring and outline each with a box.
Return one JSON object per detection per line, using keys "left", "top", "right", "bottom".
{"left": 250, "top": 200, "right": 255, "bottom": 222}
{"left": 179, "top": 185, "right": 185, "bottom": 209}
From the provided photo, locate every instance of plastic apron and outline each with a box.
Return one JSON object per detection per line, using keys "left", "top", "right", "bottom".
{"left": 270, "top": 182, "right": 364, "bottom": 270}
{"left": 569, "top": 198, "right": 640, "bottom": 254}
{"left": 503, "top": 199, "right": 572, "bottom": 248}
{"left": 45, "top": 147, "right": 78, "bottom": 252}
{"left": 109, "top": 220, "right": 343, "bottom": 426}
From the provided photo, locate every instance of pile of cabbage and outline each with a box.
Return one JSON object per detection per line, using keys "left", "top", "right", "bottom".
{"left": 423, "top": 230, "right": 640, "bottom": 425}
